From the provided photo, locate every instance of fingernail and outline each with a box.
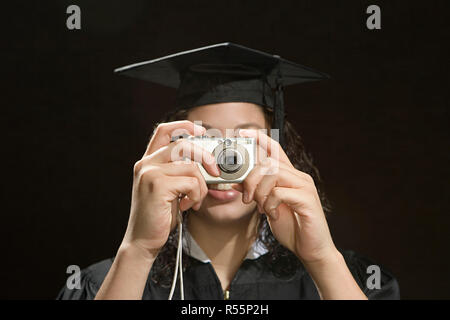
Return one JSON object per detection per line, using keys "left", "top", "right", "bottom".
{"left": 239, "top": 129, "right": 255, "bottom": 137}
{"left": 243, "top": 191, "right": 249, "bottom": 203}
{"left": 257, "top": 204, "right": 264, "bottom": 213}
{"left": 269, "top": 208, "right": 279, "bottom": 220}
{"left": 194, "top": 124, "right": 206, "bottom": 134}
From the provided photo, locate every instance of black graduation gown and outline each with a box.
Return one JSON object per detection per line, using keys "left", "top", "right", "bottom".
{"left": 56, "top": 250, "right": 400, "bottom": 300}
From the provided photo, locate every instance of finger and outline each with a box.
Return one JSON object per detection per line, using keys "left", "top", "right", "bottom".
{"left": 243, "top": 158, "right": 303, "bottom": 204}
{"left": 144, "top": 121, "right": 206, "bottom": 156}
{"left": 252, "top": 174, "right": 278, "bottom": 213}
{"left": 241, "top": 163, "right": 269, "bottom": 204}
{"left": 231, "top": 158, "right": 306, "bottom": 194}
{"left": 231, "top": 183, "right": 244, "bottom": 192}
{"left": 164, "top": 176, "right": 202, "bottom": 211}
{"left": 138, "top": 161, "right": 208, "bottom": 210}
{"left": 151, "top": 139, "right": 220, "bottom": 176}
{"left": 252, "top": 163, "right": 309, "bottom": 213}
{"left": 180, "top": 196, "right": 198, "bottom": 212}
{"left": 239, "top": 129, "right": 292, "bottom": 166}
{"left": 263, "top": 187, "right": 293, "bottom": 220}
{"left": 158, "top": 161, "right": 208, "bottom": 206}
{"left": 256, "top": 157, "right": 316, "bottom": 186}
{"left": 263, "top": 187, "right": 315, "bottom": 220}
{"left": 273, "top": 159, "right": 317, "bottom": 185}
{"left": 230, "top": 184, "right": 247, "bottom": 205}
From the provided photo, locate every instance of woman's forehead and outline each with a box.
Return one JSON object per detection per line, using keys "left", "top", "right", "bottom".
{"left": 186, "top": 102, "right": 267, "bottom": 129}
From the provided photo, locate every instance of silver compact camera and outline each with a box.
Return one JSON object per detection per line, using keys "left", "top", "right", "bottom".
{"left": 188, "top": 136, "right": 256, "bottom": 184}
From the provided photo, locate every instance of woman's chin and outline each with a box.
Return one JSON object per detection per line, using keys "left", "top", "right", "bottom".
{"left": 194, "top": 196, "right": 256, "bottom": 224}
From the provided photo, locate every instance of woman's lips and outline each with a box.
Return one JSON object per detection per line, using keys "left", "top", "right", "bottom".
{"left": 207, "top": 184, "right": 241, "bottom": 202}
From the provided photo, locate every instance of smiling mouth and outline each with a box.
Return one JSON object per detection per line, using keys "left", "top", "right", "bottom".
{"left": 207, "top": 183, "right": 241, "bottom": 201}
{"left": 208, "top": 183, "right": 235, "bottom": 190}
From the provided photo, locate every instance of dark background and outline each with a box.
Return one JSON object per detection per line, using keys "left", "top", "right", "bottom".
{"left": 3, "top": 0, "right": 449, "bottom": 299}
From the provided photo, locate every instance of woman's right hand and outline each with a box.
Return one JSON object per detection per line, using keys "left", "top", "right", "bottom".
{"left": 120, "top": 121, "right": 220, "bottom": 259}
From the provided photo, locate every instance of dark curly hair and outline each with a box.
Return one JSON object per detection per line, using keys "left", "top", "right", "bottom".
{"left": 149, "top": 106, "right": 331, "bottom": 287}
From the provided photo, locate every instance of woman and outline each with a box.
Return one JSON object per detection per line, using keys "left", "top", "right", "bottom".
{"left": 57, "top": 43, "right": 399, "bottom": 300}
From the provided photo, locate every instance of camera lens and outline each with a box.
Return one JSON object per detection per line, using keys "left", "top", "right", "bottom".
{"left": 217, "top": 148, "right": 243, "bottom": 173}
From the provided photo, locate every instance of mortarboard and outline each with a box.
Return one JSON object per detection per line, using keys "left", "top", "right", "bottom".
{"left": 114, "top": 42, "right": 329, "bottom": 146}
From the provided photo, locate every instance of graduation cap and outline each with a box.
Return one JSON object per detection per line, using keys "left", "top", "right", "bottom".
{"left": 114, "top": 42, "right": 329, "bottom": 146}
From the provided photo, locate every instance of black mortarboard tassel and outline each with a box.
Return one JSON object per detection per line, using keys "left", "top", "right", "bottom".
{"left": 273, "top": 58, "right": 285, "bottom": 147}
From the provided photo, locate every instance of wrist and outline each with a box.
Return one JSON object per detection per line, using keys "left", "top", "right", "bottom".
{"left": 117, "top": 241, "right": 159, "bottom": 265}
{"left": 95, "top": 242, "right": 157, "bottom": 300}
{"left": 301, "top": 247, "right": 343, "bottom": 276}
{"left": 301, "top": 249, "right": 367, "bottom": 299}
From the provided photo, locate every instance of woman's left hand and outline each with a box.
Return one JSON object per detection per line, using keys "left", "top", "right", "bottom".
{"left": 236, "top": 129, "right": 338, "bottom": 265}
